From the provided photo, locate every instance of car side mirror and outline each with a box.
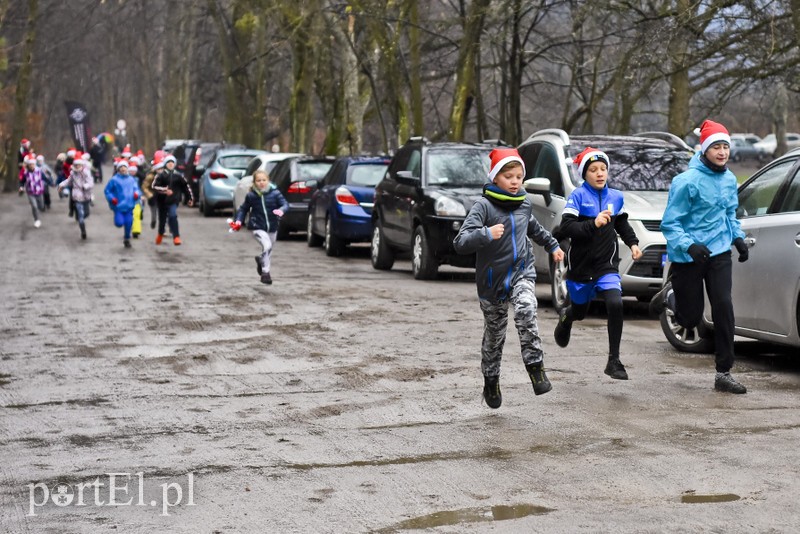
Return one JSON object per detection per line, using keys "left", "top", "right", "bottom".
{"left": 396, "top": 170, "right": 420, "bottom": 185}
{"left": 524, "top": 177, "right": 552, "bottom": 206}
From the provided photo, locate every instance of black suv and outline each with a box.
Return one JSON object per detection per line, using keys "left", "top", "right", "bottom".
{"left": 370, "top": 137, "right": 502, "bottom": 279}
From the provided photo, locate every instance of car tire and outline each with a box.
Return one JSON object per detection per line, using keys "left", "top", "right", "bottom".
{"left": 412, "top": 226, "right": 438, "bottom": 280}
{"left": 202, "top": 194, "right": 214, "bottom": 217}
{"left": 276, "top": 221, "right": 290, "bottom": 241}
{"left": 324, "top": 216, "right": 345, "bottom": 257}
{"left": 370, "top": 219, "right": 394, "bottom": 270}
{"left": 549, "top": 246, "right": 570, "bottom": 313}
{"left": 307, "top": 212, "right": 322, "bottom": 247}
{"left": 659, "top": 309, "right": 715, "bottom": 354}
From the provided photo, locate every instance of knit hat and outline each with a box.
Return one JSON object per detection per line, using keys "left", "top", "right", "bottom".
{"left": 573, "top": 147, "right": 610, "bottom": 179}
{"left": 695, "top": 120, "right": 731, "bottom": 154}
{"left": 487, "top": 148, "right": 525, "bottom": 182}
{"left": 36, "top": 155, "right": 44, "bottom": 164}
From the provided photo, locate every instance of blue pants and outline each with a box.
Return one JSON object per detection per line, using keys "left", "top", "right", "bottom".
{"left": 157, "top": 203, "right": 179, "bottom": 237}
{"left": 75, "top": 201, "right": 91, "bottom": 226}
{"left": 114, "top": 210, "right": 134, "bottom": 239}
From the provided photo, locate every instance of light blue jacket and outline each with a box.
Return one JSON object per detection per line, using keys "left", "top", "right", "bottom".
{"left": 661, "top": 152, "right": 744, "bottom": 263}
{"left": 104, "top": 173, "right": 142, "bottom": 213}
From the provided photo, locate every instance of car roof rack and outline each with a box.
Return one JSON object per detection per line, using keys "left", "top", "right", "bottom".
{"left": 633, "top": 131, "right": 692, "bottom": 150}
{"left": 482, "top": 138, "right": 510, "bottom": 146}
{"left": 524, "top": 129, "right": 570, "bottom": 146}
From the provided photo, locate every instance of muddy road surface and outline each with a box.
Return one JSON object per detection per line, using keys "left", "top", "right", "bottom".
{"left": 1, "top": 190, "right": 799, "bottom": 533}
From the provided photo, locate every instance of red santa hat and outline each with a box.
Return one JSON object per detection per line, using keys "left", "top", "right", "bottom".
{"left": 695, "top": 119, "right": 731, "bottom": 154}
{"left": 21, "top": 138, "right": 31, "bottom": 148}
{"left": 128, "top": 164, "right": 138, "bottom": 173}
{"left": 122, "top": 144, "right": 132, "bottom": 157}
{"left": 116, "top": 159, "right": 129, "bottom": 169}
{"left": 23, "top": 154, "right": 36, "bottom": 165}
{"left": 67, "top": 148, "right": 77, "bottom": 157}
{"left": 573, "top": 147, "right": 610, "bottom": 179}
{"left": 487, "top": 148, "right": 525, "bottom": 182}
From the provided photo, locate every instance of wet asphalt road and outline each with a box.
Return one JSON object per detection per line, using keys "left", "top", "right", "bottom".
{"left": 1, "top": 186, "right": 799, "bottom": 533}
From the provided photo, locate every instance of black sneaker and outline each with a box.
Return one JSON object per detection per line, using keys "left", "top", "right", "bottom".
{"left": 715, "top": 372, "right": 747, "bottom": 394}
{"left": 554, "top": 307, "right": 572, "bottom": 348}
{"left": 526, "top": 362, "right": 552, "bottom": 395}
{"left": 483, "top": 375, "right": 502, "bottom": 409}
{"left": 260, "top": 272, "right": 272, "bottom": 285}
{"left": 255, "top": 256, "right": 263, "bottom": 275}
{"left": 123, "top": 239, "right": 132, "bottom": 248}
{"left": 150, "top": 220, "right": 156, "bottom": 229}
{"left": 604, "top": 358, "right": 629, "bottom": 380}
{"left": 80, "top": 223, "right": 86, "bottom": 240}
{"left": 649, "top": 282, "right": 675, "bottom": 317}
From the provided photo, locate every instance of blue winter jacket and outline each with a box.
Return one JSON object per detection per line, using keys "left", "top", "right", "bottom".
{"left": 661, "top": 152, "right": 744, "bottom": 263}
{"left": 235, "top": 184, "right": 289, "bottom": 233}
{"left": 104, "top": 173, "right": 142, "bottom": 213}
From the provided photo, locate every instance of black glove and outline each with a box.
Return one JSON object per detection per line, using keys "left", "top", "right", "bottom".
{"left": 733, "top": 237, "right": 749, "bottom": 263}
{"left": 687, "top": 243, "right": 711, "bottom": 264}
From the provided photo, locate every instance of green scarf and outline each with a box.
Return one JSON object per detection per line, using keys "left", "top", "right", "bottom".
{"left": 482, "top": 183, "right": 526, "bottom": 210}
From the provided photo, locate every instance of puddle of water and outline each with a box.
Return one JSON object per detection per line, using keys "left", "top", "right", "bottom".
{"left": 681, "top": 493, "right": 740, "bottom": 504}
{"left": 378, "top": 503, "right": 553, "bottom": 532}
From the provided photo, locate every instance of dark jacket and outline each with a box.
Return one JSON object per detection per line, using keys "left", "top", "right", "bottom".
{"left": 235, "top": 184, "right": 289, "bottom": 233}
{"left": 557, "top": 182, "right": 638, "bottom": 283}
{"left": 152, "top": 168, "right": 193, "bottom": 205}
{"left": 454, "top": 194, "right": 559, "bottom": 302}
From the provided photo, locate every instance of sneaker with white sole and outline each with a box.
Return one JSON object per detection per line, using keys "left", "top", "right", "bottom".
{"left": 715, "top": 372, "right": 746, "bottom": 394}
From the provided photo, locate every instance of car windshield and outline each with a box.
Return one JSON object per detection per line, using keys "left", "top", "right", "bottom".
{"left": 426, "top": 149, "right": 491, "bottom": 187}
{"left": 347, "top": 163, "right": 388, "bottom": 186}
{"left": 298, "top": 161, "right": 332, "bottom": 181}
{"left": 218, "top": 155, "right": 255, "bottom": 170}
{"left": 567, "top": 143, "right": 691, "bottom": 191}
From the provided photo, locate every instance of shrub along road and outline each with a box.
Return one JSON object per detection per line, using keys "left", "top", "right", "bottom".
{"left": 1, "top": 189, "right": 798, "bottom": 533}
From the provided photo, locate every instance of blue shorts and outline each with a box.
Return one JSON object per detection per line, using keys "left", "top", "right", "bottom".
{"left": 566, "top": 273, "right": 622, "bottom": 305}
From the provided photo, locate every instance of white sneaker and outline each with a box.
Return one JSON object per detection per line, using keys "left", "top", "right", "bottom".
{"left": 34, "top": 220, "right": 41, "bottom": 228}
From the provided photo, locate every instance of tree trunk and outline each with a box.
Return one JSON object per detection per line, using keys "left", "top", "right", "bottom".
{"left": 4, "top": 0, "right": 36, "bottom": 192}
{"left": 448, "top": 0, "right": 491, "bottom": 141}
{"left": 667, "top": 0, "right": 694, "bottom": 136}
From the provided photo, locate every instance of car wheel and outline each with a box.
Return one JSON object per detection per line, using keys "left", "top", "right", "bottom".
{"left": 370, "top": 219, "right": 394, "bottom": 270}
{"left": 307, "top": 212, "right": 322, "bottom": 247}
{"left": 411, "top": 226, "right": 438, "bottom": 280}
{"left": 324, "top": 216, "right": 345, "bottom": 257}
{"left": 202, "top": 197, "right": 214, "bottom": 217}
{"left": 549, "top": 249, "right": 570, "bottom": 313}
{"left": 276, "top": 221, "right": 290, "bottom": 240}
{"left": 659, "top": 308, "right": 715, "bottom": 354}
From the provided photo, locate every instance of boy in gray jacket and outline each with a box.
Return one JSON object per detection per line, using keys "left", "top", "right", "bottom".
{"left": 454, "top": 148, "right": 564, "bottom": 409}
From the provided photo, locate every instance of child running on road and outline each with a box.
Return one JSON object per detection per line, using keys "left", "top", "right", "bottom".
{"left": 454, "top": 148, "right": 564, "bottom": 409}
{"left": 57, "top": 158, "right": 94, "bottom": 240}
{"left": 19, "top": 155, "right": 46, "bottom": 228}
{"left": 552, "top": 147, "right": 642, "bottom": 380}
{"left": 229, "top": 170, "right": 289, "bottom": 285}
{"left": 104, "top": 160, "right": 142, "bottom": 248}
{"left": 152, "top": 154, "right": 194, "bottom": 245}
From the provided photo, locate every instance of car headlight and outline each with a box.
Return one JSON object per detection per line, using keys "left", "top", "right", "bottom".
{"left": 434, "top": 196, "right": 466, "bottom": 217}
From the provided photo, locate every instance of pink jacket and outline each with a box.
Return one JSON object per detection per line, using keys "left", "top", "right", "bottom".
{"left": 62, "top": 167, "right": 94, "bottom": 202}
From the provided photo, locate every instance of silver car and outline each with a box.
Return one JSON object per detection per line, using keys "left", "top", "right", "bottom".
{"left": 658, "top": 147, "right": 800, "bottom": 352}
{"left": 232, "top": 152, "right": 303, "bottom": 215}
{"left": 519, "top": 129, "right": 693, "bottom": 311}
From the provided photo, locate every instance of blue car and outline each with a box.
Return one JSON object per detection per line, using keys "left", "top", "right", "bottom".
{"left": 198, "top": 148, "right": 267, "bottom": 216}
{"left": 307, "top": 156, "right": 391, "bottom": 256}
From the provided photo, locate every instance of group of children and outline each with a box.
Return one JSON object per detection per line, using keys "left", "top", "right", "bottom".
{"left": 455, "top": 119, "right": 749, "bottom": 409}
{"left": 17, "top": 139, "right": 194, "bottom": 248}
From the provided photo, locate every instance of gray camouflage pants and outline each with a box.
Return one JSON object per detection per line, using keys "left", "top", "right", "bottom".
{"left": 479, "top": 279, "right": 544, "bottom": 378}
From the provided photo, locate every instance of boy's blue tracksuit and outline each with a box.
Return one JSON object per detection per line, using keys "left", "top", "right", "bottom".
{"left": 104, "top": 173, "right": 142, "bottom": 240}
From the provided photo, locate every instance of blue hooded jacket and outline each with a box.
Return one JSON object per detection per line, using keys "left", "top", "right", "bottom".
{"left": 104, "top": 172, "right": 142, "bottom": 213}
{"left": 661, "top": 152, "right": 744, "bottom": 263}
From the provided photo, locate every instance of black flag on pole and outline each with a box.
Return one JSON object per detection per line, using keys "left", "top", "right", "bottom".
{"left": 64, "top": 101, "right": 91, "bottom": 151}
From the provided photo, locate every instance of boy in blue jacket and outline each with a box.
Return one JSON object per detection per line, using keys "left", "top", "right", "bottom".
{"left": 230, "top": 170, "right": 289, "bottom": 284}
{"left": 454, "top": 148, "right": 564, "bottom": 409}
{"left": 104, "top": 160, "right": 143, "bottom": 248}
{"left": 651, "top": 120, "right": 748, "bottom": 394}
{"left": 552, "top": 147, "right": 642, "bottom": 380}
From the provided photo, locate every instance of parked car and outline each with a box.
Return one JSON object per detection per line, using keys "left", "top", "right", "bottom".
{"left": 370, "top": 137, "right": 503, "bottom": 279}
{"left": 519, "top": 129, "right": 693, "bottom": 311}
{"left": 197, "top": 148, "right": 267, "bottom": 216}
{"left": 232, "top": 152, "right": 304, "bottom": 214}
{"left": 307, "top": 156, "right": 391, "bottom": 256}
{"left": 657, "top": 148, "right": 800, "bottom": 353}
{"left": 270, "top": 156, "right": 335, "bottom": 239}
{"left": 753, "top": 133, "right": 800, "bottom": 158}
{"left": 171, "top": 141, "right": 245, "bottom": 204}
{"left": 730, "top": 137, "right": 765, "bottom": 163}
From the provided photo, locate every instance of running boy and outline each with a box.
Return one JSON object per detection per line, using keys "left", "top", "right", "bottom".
{"left": 58, "top": 157, "right": 94, "bottom": 240}
{"left": 19, "top": 155, "right": 46, "bottom": 228}
{"left": 552, "top": 147, "right": 642, "bottom": 380}
{"left": 229, "top": 170, "right": 289, "bottom": 285}
{"left": 152, "top": 154, "right": 194, "bottom": 245}
{"left": 104, "top": 160, "right": 143, "bottom": 248}
{"left": 454, "top": 148, "right": 564, "bottom": 409}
